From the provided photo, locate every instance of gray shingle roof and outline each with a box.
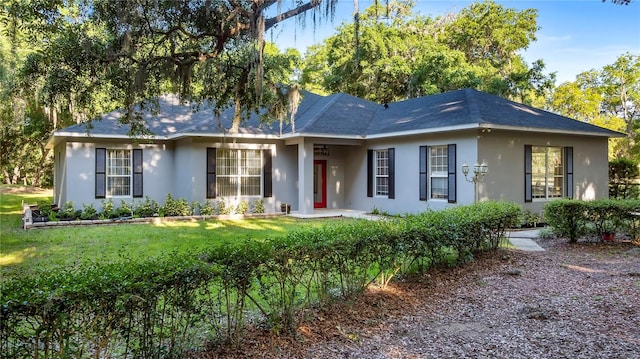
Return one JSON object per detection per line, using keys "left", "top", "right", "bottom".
{"left": 52, "top": 88, "right": 621, "bottom": 141}
{"left": 366, "top": 88, "right": 621, "bottom": 136}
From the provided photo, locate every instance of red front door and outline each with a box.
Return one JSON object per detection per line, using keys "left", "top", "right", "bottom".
{"left": 314, "top": 160, "right": 327, "bottom": 208}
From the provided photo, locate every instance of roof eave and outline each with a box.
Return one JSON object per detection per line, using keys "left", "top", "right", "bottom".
{"left": 364, "top": 124, "right": 480, "bottom": 139}
{"left": 484, "top": 124, "right": 625, "bottom": 138}
{"left": 45, "top": 132, "right": 162, "bottom": 149}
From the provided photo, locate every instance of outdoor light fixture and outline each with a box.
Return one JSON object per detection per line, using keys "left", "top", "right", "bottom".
{"left": 462, "top": 161, "right": 488, "bottom": 202}
{"left": 314, "top": 145, "right": 330, "bottom": 156}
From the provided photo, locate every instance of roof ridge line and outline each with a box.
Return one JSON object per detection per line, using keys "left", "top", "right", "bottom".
{"left": 465, "top": 88, "right": 483, "bottom": 123}
{"left": 296, "top": 93, "right": 344, "bottom": 133}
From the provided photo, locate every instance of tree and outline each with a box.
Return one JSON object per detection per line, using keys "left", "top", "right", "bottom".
{"left": 303, "top": 1, "right": 432, "bottom": 102}
{"left": 609, "top": 157, "right": 639, "bottom": 199}
{"left": 5, "top": 0, "right": 346, "bottom": 135}
{"left": 549, "top": 53, "right": 640, "bottom": 160}
{"left": 301, "top": 0, "right": 554, "bottom": 104}
{"left": 0, "top": 14, "right": 57, "bottom": 186}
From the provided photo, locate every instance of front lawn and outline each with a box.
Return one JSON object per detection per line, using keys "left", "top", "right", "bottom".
{"left": 0, "top": 186, "right": 341, "bottom": 279}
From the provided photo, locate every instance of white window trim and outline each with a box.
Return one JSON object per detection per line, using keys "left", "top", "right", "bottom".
{"left": 375, "top": 149, "right": 389, "bottom": 197}
{"left": 532, "top": 146, "right": 564, "bottom": 202}
{"left": 429, "top": 145, "right": 448, "bottom": 200}
{"left": 216, "top": 148, "right": 263, "bottom": 198}
{"left": 106, "top": 149, "right": 132, "bottom": 198}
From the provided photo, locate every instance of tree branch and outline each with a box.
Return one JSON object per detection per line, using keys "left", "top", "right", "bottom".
{"left": 264, "top": 0, "right": 323, "bottom": 31}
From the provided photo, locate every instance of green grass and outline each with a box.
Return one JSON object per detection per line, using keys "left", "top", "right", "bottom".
{"left": 0, "top": 186, "right": 343, "bottom": 279}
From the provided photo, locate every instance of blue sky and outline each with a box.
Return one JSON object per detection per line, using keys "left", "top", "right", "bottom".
{"left": 269, "top": 0, "right": 640, "bottom": 84}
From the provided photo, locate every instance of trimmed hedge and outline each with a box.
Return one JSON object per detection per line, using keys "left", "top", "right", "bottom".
{"left": 544, "top": 198, "right": 640, "bottom": 242}
{"left": 1, "top": 201, "right": 521, "bottom": 358}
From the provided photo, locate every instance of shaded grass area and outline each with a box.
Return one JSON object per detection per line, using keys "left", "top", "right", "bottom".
{"left": 0, "top": 186, "right": 342, "bottom": 279}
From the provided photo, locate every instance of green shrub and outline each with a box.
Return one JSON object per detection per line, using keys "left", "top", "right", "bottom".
{"left": 80, "top": 203, "right": 98, "bottom": 220}
{"left": 252, "top": 199, "right": 265, "bottom": 214}
{"left": 58, "top": 201, "right": 80, "bottom": 219}
{"left": 609, "top": 157, "right": 639, "bottom": 199}
{"left": 235, "top": 200, "right": 249, "bottom": 214}
{"left": 100, "top": 199, "right": 117, "bottom": 219}
{"left": 584, "top": 199, "right": 624, "bottom": 238}
{"left": 116, "top": 200, "right": 133, "bottom": 218}
{"left": 1, "top": 201, "right": 523, "bottom": 356}
{"left": 546, "top": 198, "right": 640, "bottom": 242}
{"left": 133, "top": 196, "right": 159, "bottom": 217}
{"left": 162, "top": 193, "right": 192, "bottom": 217}
{"left": 544, "top": 199, "right": 588, "bottom": 243}
{"left": 198, "top": 200, "right": 217, "bottom": 216}
{"left": 217, "top": 198, "right": 232, "bottom": 215}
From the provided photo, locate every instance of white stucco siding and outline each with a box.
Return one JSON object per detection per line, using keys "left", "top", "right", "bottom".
{"left": 478, "top": 130, "right": 610, "bottom": 214}
{"left": 315, "top": 145, "right": 346, "bottom": 209}
{"left": 58, "top": 141, "right": 173, "bottom": 210}
{"left": 141, "top": 143, "right": 175, "bottom": 204}
{"left": 63, "top": 142, "right": 98, "bottom": 207}
{"left": 173, "top": 139, "right": 198, "bottom": 201}
{"left": 344, "top": 133, "right": 478, "bottom": 215}
{"left": 185, "top": 139, "right": 288, "bottom": 213}
{"left": 53, "top": 142, "right": 67, "bottom": 205}
{"left": 273, "top": 142, "right": 298, "bottom": 212}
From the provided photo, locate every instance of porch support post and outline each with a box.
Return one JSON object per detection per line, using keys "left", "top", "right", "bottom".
{"left": 297, "top": 140, "right": 314, "bottom": 214}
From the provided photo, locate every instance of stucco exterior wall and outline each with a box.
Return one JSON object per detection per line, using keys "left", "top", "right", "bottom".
{"left": 273, "top": 143, "right": 298, "bottom": 212}
{"left": 58, "top": 140, "right": 173, "bottom": 210}
{"left": 317, "top": 145, "right": 346, "bottom": 209}
{"left": 478, "top": 130, "right": 610, "bottom": 215}
{"left": 344, "top": 132, "right": 478, "bottom": 215}
{"left": 141, "top": 142, "right": 175, "bottom": 204}
{"left": 184, "top": 138, "right": 294, "bottom": 213}
{"left": 173, "top": 139, "right": 198, "bottom": 201}
{"left": 53, "top": 142, "right": 67, "bottom": 205}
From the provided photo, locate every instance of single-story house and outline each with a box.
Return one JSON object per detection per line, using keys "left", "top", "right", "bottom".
{"left": 46, "top": 88, "right": 622, "bottom": 216}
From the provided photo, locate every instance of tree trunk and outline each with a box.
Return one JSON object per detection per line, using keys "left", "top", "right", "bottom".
{"left": 32, "top": 142, "right": 48, "bottom": 187}
{"left": 231, "top": 97, "right": 242, "bottom": 134}
{"left": 3, "top": 169, "right": 13, "bottom": 185}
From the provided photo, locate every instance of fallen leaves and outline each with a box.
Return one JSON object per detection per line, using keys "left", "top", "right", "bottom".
{"left": 199, "top": 238, "right": 640, "bottom": 358}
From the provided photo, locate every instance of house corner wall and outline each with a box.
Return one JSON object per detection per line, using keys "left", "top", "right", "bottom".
{"left": 478, "top": 131, "right": 610, "bottom": 215}
{"left": 53, "top": 142, "right": 67, "bottom": 205}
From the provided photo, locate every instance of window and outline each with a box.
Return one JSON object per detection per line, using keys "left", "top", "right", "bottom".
{"left": 375, "top": 149, "right": 389, "bottom": 196}
{"left": 429, "top": 145, "right": 448, "bottom": 199}
{"left": 531, "top": 146, "right": 564, "bottom": 199}
{"left": 106, "top": 149, "right": 131, "bottom": 197}
{"left": 216, "top": 149, "right": 262, "bottom": 197}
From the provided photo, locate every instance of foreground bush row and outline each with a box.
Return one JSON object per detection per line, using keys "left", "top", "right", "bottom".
{"left": 1, "top": 202, "right": 520, "bottom": 359}
{"left": 544, "top": 198, "right": 640, "bottom": 242}
{"left": 33, "top": 194, "right": 265, "bottom": 221}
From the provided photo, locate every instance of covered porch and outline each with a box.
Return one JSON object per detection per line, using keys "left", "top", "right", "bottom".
{"left": 285, "top": 137, "right": 363, "bottom": 215}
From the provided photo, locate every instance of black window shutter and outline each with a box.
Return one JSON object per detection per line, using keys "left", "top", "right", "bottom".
{"left": 524, "top": 145, "right": 532, "bottom": 202}
{"left": 95, "top": 148, "right": 106, "bottom": 198}
{"left": 419, "top": 146, "right": 427, "bottom": 201}
{"left": 565, "top": 147, "right": 574, "bottom": 199}
{"left": 447, "top": 144, "right": 457, "bottom": 203}
{"left": 263, "top": 149, "right": 273, "bottom": 198}
{"left": 388, "top": 148, "right": 395, "bottom": 199}
{"left": 206, "top": 148, "right": 217, "bottom": 198}
{"left": 367, "top": 149, "right": 373, "bottom": 197}
{"left": 132, "top": 149, "right": 143, "bottom": 198}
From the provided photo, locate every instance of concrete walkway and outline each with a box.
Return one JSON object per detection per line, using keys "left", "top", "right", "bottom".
{"left": 288, "top": 209, "right": 382, "bottom": 220}
{"left": 507, "top": 229, "right": 545, "bottom": 252}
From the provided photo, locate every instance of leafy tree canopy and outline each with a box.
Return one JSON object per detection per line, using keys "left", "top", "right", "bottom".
{"left": 549, "top": 53, "right": 640, "bottom": 160}
{"left": 3, "top": 0, "right": 346, "bottom": 135}
{"left": 301, "top": 0, "right": 555, "bottom": 104}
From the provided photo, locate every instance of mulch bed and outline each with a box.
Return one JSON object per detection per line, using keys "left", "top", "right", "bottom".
{"left": 197, "top": 238, "right": 640, "bottom": 358}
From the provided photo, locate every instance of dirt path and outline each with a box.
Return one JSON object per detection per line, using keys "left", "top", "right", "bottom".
{"left": 204, "top": 238, "right": 640, "bottom": 358}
